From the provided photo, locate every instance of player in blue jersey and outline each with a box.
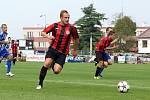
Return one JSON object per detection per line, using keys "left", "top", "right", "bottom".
{"left": 0, "top": 24, "right": 14, "bottom": 77}
{"left": 5, "top": 37, "right": 15, "bottom": 76}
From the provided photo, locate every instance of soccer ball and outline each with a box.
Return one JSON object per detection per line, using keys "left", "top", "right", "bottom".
{"left": 117, "top": 81, "right": 130, "bottom": 93}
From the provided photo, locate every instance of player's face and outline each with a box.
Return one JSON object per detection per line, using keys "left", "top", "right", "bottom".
{"left": 8, "top": 37, "right": 11, "bottom": 41}
{"left": 61, "top": 13, "right": 70, "bottom": 25}
{"left": 109, "top": 34, "right": 116, "bottom": 40}
{"left": 2, "top": 25, "right": 7, "bottom": 32}
{"left": 107, "top": 28, "right": 113, "bottom": 33}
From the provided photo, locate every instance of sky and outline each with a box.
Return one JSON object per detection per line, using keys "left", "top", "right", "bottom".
{"left": 0, "top": 0, "right": 150, "bottom": 39}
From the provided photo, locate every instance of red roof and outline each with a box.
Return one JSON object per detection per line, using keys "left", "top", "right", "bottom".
{"left": 138, "top": 28, "right": 150, "bottom": 38}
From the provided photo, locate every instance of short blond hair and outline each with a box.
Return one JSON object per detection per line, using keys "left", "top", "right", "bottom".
{"left": 60, "top": 10, "right": 69, "bottom": 18}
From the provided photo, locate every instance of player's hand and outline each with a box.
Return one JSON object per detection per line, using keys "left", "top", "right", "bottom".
{"left": 115, "top": 45, "right": 119, "bottom": 48}
{"left": 72, "top": 49, "right": 77, "bottom": 58}
{"left": 48, "top": 36, "right": 55, "bottom": 40}
{"left": 5, "top": 41, "right": 10, "bottom": 44}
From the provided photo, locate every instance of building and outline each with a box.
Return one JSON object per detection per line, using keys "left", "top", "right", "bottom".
{"left": 137, "top": 28, "right": 150, "bottom": 53}
{"left": 101, "top": 26, "right": 149, "bottom": 35}
{"left": 22, "top": 26, "right": 150, "bottom": 54}
{"left": 23, "top": 27, "right": 50, "bottom": 53}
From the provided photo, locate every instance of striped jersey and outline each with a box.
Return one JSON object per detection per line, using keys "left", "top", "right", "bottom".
{"left": 95, "top": 36, "right": 113, "bottom": 52}
{"left": 43, "top": 22, "right": 79, "bottom": 55}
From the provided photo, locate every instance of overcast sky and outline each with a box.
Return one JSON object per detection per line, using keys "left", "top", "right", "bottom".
{"left": 0, "top": 0, "right": 149, "bottom": 39}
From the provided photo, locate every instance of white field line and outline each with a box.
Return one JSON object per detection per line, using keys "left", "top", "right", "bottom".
{"left": 45, "top": 80, "right": 150, "bottom": 90}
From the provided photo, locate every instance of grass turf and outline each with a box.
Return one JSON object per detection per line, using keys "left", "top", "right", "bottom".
{"left": 0, "top": 62, "right": 150, "bottom": 100}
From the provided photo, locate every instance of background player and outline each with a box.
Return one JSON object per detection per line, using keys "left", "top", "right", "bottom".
{"left": 0, "top": 24, "right": 14, "bottom": 77}
{"left": 11, "top": 40, "right": 18, "bottom": 65}
{"left": 94, "top": 27, "right": 118, "bottom": 79}
{"left": 5, "top": 37, "right": 15, "bottom": 76}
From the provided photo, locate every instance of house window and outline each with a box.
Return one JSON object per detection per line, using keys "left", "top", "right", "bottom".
{"left": 27, "top": 32, "right": 33, "bottom": 38}
{"left": 142, "top": 40, "right": 147, "bottom": 48}
{"left": 39, "top": 42, "right": 46, "bottom": 47}
{"left": 39, "top": 32, "right": 42, "bottom": 37}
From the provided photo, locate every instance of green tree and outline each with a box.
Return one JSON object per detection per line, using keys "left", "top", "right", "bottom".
{"left": 74, "top": 4, "right": 106, "bottom": 53}
{"left": 113, "top": 16, "right": 136, "bottom": 52}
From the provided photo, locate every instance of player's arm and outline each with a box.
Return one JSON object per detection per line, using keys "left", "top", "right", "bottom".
{"left": 73, "top": 38, "right": 79, "bottom": 51}
{"left": 41, "top": 32, "right": 55, "bottom": 40}
{"left": 110, "top": 37, "right": 119, "bottom": 45}
{"left": 0, "top": 40, "right": 10, "bottom": 44}
{"left": 72, "top": 26, "right": 79, "bottom": 57}
{"left": 41, "top": 24, "right": 55, "bottom": 40}
{"left": 106, "top": 44, "right": 119, "bottom": 50}
{"left": 72, "top": 38, "right": 79, "bottom": 58}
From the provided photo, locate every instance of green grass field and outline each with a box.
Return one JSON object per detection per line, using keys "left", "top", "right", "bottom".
{"left": 0, "top": 62, "right": 150, "bottom": 100}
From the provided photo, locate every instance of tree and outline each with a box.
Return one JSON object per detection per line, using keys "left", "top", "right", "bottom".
{"left": 113, "top": 16, "right": 136, "bottom": 52}
{"left": 74, "top": 4, "right": 106, "bottom": 53}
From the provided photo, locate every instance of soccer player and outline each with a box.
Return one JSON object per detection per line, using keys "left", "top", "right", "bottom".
{"left": 5, "top": 37, "right": 15, "bottom": 76}
{"left": 11, "top": 40, "right": 18, "bottom": 65}
{"left": 94, "top": 27, "right": 118, "bottom": 79}
{"left": 0, "top": 24, "right": 14, "bottom": 77}
{"left": 36, "top": 10, "right": 79, "bottom": 89}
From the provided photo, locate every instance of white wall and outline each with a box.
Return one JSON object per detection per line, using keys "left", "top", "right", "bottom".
{"left": 138, "top": 39, "right": 150, "bottom": 53}
{"left": 19, "top": 50, "right": 34, "bottom": 56}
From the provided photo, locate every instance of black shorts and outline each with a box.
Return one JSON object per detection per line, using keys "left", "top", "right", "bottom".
{"left": 95, "top": 51, "right": 109, "bottom": 61}
{"left": 13, "top": 53, "right": 17, "bottom": 58}
{"left": 45, "top": 46, "right": 66, "bottom": 68}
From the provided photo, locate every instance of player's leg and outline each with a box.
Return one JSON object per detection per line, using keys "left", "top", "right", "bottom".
{"left": 94, "top": 57, "right": 98, "bottom": 66}
{"left": 53, "top": 53, "right": 66, "bottom": 74}
{"left": 51, "top": 60, "right": 55, "bottom": 72}
{"left": 94, "top": 52, "right": 108, "bottom": 79}
{"left": 96, "top": 52, "right": 112, "bottom": 77}
{"left": 36, "top": 47, "right": 55, "bottom": 89}
{"left": 107, "top": 59, "right": 113, "bottom": 65}
{"left": 0, "top": 51, "right": 3, "bottom": 65}
{"left": 5, "top": 55, "right": 14, "bottom": 77}
{"left": 38, "top": 58, "right": 53, "bottom": 88}
{"left": 12, "top": 53, "right": 17, "bottom": 65}
{"left": 96, "top": 61, "right": 108, "bottom": 77}
{"left": 106, "top": 53, "right": 112, "bottom": 65}
{"left": 0, "top": 56, "right": 3, "bottom": 67}
{"left": 1, "top": 48, "right": 14, "bottom": 76}
{"left": 0, "top": 56, "right": 3, "bottom": 64}
{"left": 94, "top": 52, "right": 104, "bottom": 79}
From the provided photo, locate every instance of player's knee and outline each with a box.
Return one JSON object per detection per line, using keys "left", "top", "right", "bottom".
{"left": 108, "top": 62, "right": 112, "bottom": 65}
{"left": 54, "top": 70, "right": 61, "bottom": 74}
{"left": 44, "top": 58, "right": 53, "bottom": 68}
{"left": 99, "top": 61, "right": 108, "bottom": 68}
{"left": 108, "top": 61, "right": 113, "bottom": 65}
{"left": 44, "top": 62, "right": 50, "bottom": 68}
{"left": 53, "top": 68, "right": 61, "bottom": 74}
{"left": 103, "top": 62, "right": 108, "bottom": 68}
{"left": 53, "top": 64, "right": 62, "bottom": 74}
{"left": 7, "top": 55, "right": 13, "bottom": 60}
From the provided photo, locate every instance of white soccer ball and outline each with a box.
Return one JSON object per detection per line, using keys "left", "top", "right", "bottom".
{"left": 117, "top": 81, "right": 130, "bottom": 93}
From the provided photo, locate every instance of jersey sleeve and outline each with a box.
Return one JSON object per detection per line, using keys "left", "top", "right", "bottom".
{"left": 42, "top": 24, "right": 54, "bottom": 34}
{"left": 72, "top": 26, "right": 79, "bottom": 39}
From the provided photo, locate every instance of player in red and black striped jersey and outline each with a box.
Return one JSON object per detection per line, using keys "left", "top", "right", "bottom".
{"left": 36, "top": 10, "right": 79, "bottom": 89}
{"left": 94, "top": 27, "right": 119, "bottom": 79}
{"left": 11, "top": 40, "right": 18, "bottom": 65}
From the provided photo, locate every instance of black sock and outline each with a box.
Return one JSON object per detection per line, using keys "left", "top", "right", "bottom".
{"left": 51, "top": 61, "right": 55, "bottom": 72}
{"left": 98, "top": 67, "right": 104, "bottom": 76}
{"left": 39, "top": 66, "right": 48, "bottom": 87}
{"left": 95, "top": 67, "right": 101, "bottom": 77}
{"left": 13, "top": 59, "right": 16, "bottom": 65}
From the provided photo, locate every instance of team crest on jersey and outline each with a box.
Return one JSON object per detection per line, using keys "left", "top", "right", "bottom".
{"left": 66, "top": 30, "right": 70, "bottom": 35}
